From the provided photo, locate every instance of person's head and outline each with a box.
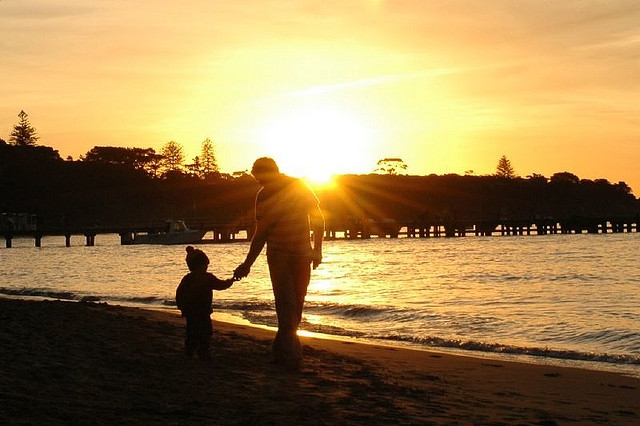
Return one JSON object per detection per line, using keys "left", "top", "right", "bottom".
{"left": 185, "top": 246, "right": 209, "bottom": 272}
{"left": 251, "top": 157, "right": 280, "bottom": 185}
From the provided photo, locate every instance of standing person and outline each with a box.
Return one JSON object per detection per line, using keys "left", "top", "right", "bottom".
{"left": 234, "top": 157, "right": 324, "bottom": 370}
{"left": 176, "top": 246, "right": 235, "bottom": 361}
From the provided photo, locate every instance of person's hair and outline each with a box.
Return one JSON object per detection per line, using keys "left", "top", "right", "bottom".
{"left": 251, "top": 157, "right": 279, "bottom": 175}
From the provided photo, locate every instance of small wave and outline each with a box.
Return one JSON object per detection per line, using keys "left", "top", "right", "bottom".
{"left": 109, "top": 296, "right": 173, "bottom": 306}
{"left": 216, "top": 300, "right": 406, "bottom": 322}
{"left": 305, "top": 301, "right": 406, "bottom": 319}
{"left": 214, "top": 300, "right": 275, "bottom": 312}
{"left": 0, "top": 288, "right": 176, "bottom": 308}
{"left": 376, "top": 333, "right": 640, "bottom": 366}
{"left": 302, "top": 322, "right": 368, "bottom": 338}
{"left": 570, "top": 329, "right": 640, "bottom": 346}
{"left": 242, "top": 311, "right": 278, "bottom": 328}
{"left": 0, "top": 287, "right": 79, "bottom": 301}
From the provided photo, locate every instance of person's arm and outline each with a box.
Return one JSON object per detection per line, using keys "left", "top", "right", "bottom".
{"left": 175, "top": 276, "right": 189, "bottom": 316}
{"left": 234, "top": 219, "right": 268, "bottom": 279}
{"left": 310, "top": 205, "right": 325, "bottom": 269}
{"left": 209, "top": 274, "right": 236, "bottom": 290}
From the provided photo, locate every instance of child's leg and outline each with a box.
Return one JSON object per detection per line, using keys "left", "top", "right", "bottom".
{"left": 195, "top": 315, "right": 213, "bottom": 360}
{"left": 184, "top": 316, "right": 196, "bottom": 357}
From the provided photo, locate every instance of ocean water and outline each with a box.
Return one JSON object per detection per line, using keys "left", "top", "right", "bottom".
{"left": 1, "top": 232, "right": 639, "bottom": 377}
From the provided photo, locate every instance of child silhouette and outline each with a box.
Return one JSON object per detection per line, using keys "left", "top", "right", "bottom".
{"left": 176, "top": 246, "right": 235, "bottom": 360}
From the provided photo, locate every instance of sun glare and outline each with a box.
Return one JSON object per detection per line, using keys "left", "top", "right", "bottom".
{"left": 255, "top": 106, "right": 376, "bottom": 185}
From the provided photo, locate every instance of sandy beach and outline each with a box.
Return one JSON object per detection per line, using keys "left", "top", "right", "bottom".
{"left": 1, "top": 298, "right": 638, "bottom": 425}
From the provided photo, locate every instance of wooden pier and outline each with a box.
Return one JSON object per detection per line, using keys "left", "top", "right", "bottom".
{"left": 1, "top": 216, "right": 639, "bottom": 248}
{"left": 0, "top": 219, "right": 254, "bottom": 248}
{"left": 325, "top": 217, "right": 640, "bottom": 240}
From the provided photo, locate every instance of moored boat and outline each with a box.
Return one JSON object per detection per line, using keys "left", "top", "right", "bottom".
{"left": 131, "top": 220, "right": 205, "bottom": 245}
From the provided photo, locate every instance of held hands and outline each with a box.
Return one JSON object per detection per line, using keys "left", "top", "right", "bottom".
{"left": 234, "top": 252, "right": 321, "bottom": 277}
{"left": 233, "top": 262, "right": 251, "bottom": 280}
{"left": 224, "top": 277, "right": 236, "bottom": 289}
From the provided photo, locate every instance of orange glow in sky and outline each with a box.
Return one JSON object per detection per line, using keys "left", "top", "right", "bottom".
{"left": 1, "top": 1, "right": 640, "bottom": 192}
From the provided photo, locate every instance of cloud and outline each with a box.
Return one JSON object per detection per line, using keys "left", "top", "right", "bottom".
{"left": 270, "top": 64, "right": 515, "bottom": 101}
{"left": 0, "top": 1, "right": 95, "bottom": 21}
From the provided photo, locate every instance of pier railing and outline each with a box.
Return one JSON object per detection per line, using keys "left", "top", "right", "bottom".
{"left": 1, "top": 216, "right": 638, "bottom": 248}
{"left": 0, "top": 217, "right": 254, "bottom": 248}
{"left": 325, "top": 217, "right": 640, "bottom": 239}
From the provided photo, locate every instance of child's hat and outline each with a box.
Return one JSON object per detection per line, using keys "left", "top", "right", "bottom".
{"left": 185, "top": 246, "right": 209, "bottom": 271}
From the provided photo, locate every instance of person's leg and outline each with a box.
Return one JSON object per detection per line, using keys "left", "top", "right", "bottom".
{"left": 291, "top": 255, "right": 311, "bottom": 327}
{"left": 268, "top": 253, "right": 310, "bottom": 368}
{"left": 185, "top": 316, "right": 196, "bottom": 357}
{"left": 269, "top": 253, "right": 297, "bottom": 366}
{"left": 195, "top": 315, "right": 213, "bottom": 360}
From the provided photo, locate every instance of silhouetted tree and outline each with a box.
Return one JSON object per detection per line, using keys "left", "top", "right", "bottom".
{"left": 200, "top": 138, "right": 219, "bottom": 178}
{"left": 185, "top": 156, "right": 202, "bottom": 177}
{"left": 495, "top": 155, "right": 516, "bottom": 178}
{"left": 375, "top": 158, "right": 407, "bottom": 175}
{"left": 615, "top": 181, "right": 632, "bottom": 195}
{"left": 160, "top": 141, "right": 185, "bottom": 177}
{"left": 232, "top": 170, "right": 251, "bottom": 179}
{"left": 186, "top": 138, "right": 220, "bottom": 179}
{"left": 10, "top": 110, "right": 39, "bottom": 146}
{"left": 550, "top": 171, "right": 579, "bottom": 185}
{"left": 83, "top": 146, "right": 160, "bottom": 174}
{"left": 527, "top": 173, "right": 547, "bottom": 182}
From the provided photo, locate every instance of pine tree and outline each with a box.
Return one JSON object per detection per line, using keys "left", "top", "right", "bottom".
{"left": 160, "top": 141, "right": 185, "bottom": 175}
{"left": 10, "top": 110, "right": 39, "bottom": 146}
{"left": 200, "top": 138, "right": 219, "bottom": 178}
{"left": 495, "top": 155, "right": 516, "bottom": 178}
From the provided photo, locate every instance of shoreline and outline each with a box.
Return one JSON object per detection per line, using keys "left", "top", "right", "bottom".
{"left": 2, "top": 297, "right": 639, "bottom": 425}
{"left": 4, "top": 293, "right": 640, "bottom": 378}
{"left": 213, "top": 310, "right": 640, "bottom": 380}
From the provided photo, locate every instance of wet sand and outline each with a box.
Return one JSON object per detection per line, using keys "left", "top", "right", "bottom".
{"left": 1, "top": 298, "right": 638, "bottom": 425}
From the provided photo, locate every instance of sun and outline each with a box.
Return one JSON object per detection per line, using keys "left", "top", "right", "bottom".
{"left": 255, "top": 105, "right": 377, "bottom": 185}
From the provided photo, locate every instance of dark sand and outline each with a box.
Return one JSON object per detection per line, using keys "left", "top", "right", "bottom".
{"left": 1, "top": 298, "right": 638, "bottom": 425}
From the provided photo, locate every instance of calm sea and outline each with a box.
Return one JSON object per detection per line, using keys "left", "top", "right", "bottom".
{"left": 2, "top": 233, "right": 639, "bottom": 377}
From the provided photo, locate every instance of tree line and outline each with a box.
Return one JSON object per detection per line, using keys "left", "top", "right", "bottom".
{"left": 2, "top": 110, "right": 232, "bottom": 180}
{"left": 1, "top": 111, "right": 638, "bottom": 231}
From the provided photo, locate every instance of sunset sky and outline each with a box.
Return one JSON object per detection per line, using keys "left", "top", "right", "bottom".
{"left": 2, "top": 1, "right": 639, "bottom": 191}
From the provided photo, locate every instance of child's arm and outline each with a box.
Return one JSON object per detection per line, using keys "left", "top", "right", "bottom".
{"left": 209, "top": 274, "right": 236, "bottom": 290}
{"left": 175, "top": 276, "right": 188, "bottom": 316}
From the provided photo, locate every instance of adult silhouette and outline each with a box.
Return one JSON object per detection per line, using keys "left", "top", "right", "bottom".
{"left": 234, "top": 157, "right": 324, "bottom": 369}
